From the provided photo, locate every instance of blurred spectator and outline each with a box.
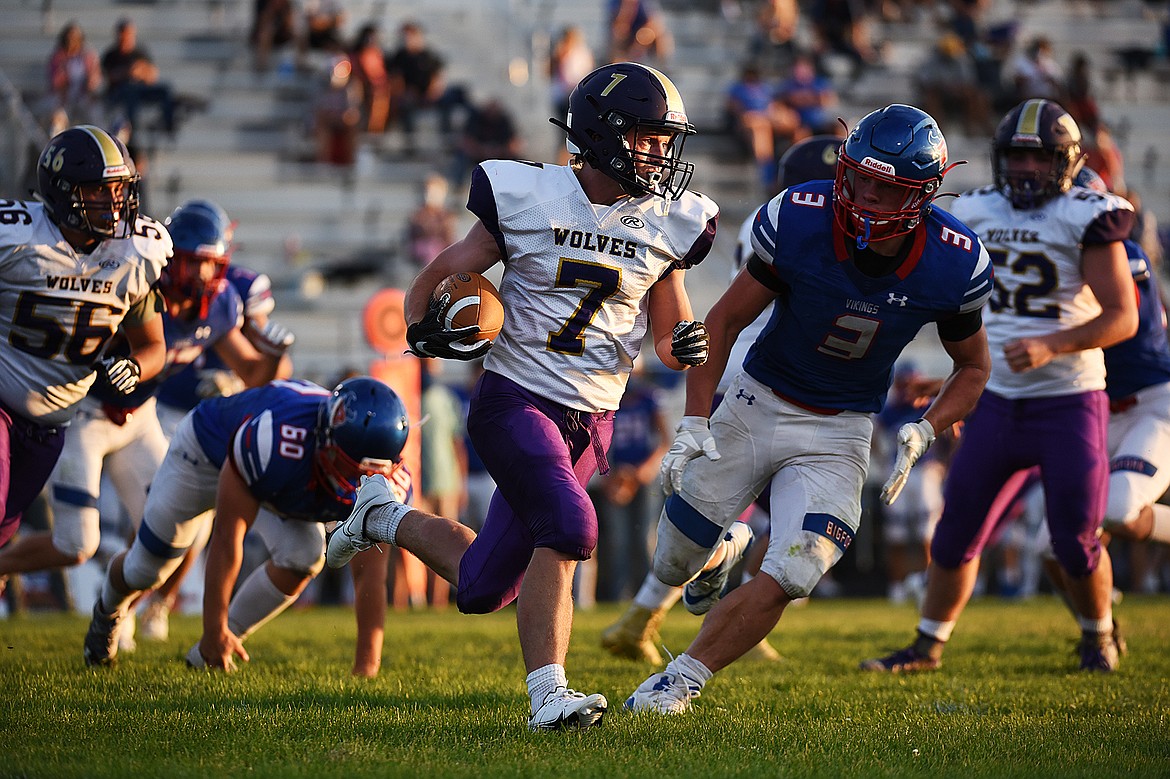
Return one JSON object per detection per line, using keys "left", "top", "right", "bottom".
{"left": 775, "top": 52, "right": 838, "bottom": 135}
{"left": 385, "top": 21, "right": 470, "bottom": 153}
{"left": 450, "top": 97, "right": 523, "bottom": 185}
{"left": 101, "top": 18, "right": 178, "bottom": 137}
{"left": 606, "top": 0, "right": 674, "bottom": 64}
{"left": 312, "top": 55, "right": 361, "bottom": 167}
{"left": 1065, "top": 51, "right": 1100, "bottom": 132}
{"left": 1009, "top": 36, "right": 1063, "bottom": 102}
{"left": 302, "top": 0, "right": 346, "bottom": 54}
{"left": 46, "top": 21, "right": 102, "bottom": 125}
{"left": 946, "top": 0, "right": 989, "bottom": 49}
{"left": 549, "top": 25, "right": 595, "bottom": 164}
{"left": 350, "top": 23, "right": 392, "bottom": 134}
{"left": 750, "top": 0, "right": 799, "bottom": 69}
{"left": 249, "top": 0, "right": 297, "bottom": 73}
{"left": 809, "top": 0, "right": 880, "bottom": 76}
{"left": 726, "top": 63, "right": 803, "bottom": 192}
{"left": 974, "top": 21, "right": 1018, "bottom": 114}
{"left": 1082, "top": 120, "right": 1125, "bottom": 193}
{"left": 913, "top": 33, "right": 992, "bottom": 136}
{"left": 406, "top": 173, "right": 456, "bottom": 268}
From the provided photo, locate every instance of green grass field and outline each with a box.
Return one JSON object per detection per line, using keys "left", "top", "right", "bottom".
{"left": 1, "top": 596, "right": 1167, "bottom": 779}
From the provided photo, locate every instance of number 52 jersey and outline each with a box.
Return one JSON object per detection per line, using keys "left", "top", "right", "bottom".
{"left": 0, "top": 200, "right": 170, "bottom": 425}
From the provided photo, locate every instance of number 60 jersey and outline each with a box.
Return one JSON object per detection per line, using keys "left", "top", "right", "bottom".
{"left": 948, "top": 183, "right": 1134, "bottom": 399}
{"left": 0, "top": 201, "right": 170, "bottom": 425}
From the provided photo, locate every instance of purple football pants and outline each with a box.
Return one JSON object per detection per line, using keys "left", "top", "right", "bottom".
{"left": 0, "top": 401, "right": 66, "bottom": 547}
{"left": 456, "top": 371, "right": 614, "bottom": 614}
{"left": 931, "top": 389, "right": 1109, "bottom": 577}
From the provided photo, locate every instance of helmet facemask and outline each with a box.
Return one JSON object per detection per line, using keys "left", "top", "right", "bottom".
{"left": 833, "top": 154, "right": 941, "bottom": 245}
{"left": 64, "top": 177, "right": 140, "bottom": 241}
{"left": 994, "top": 146, "right": 1084, "bottom": 210}
{"left": 160, "top": 248, "right": 229, "bottom": 320}
{"left": 313, "top": 443, "right": 401, "bottom": 505}
{"left": 992, "top": 99, "right": 1085, "bottom": 210}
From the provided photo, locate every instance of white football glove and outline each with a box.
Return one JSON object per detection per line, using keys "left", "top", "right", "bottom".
{"left": 248, "top": 319, "right": 295, "bottom": 356}
{"left": 98, "top": 356, "right": 141, "bottom": 395}
{"left": 880, "top": 418, "right": 935, "bottom": 506}
{"left": 661, "top": 415, "right": 721, "bottom": 496}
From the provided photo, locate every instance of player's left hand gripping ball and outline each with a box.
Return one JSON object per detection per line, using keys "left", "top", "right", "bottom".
{"left": 671, "top": 320, "right": 709, "bottom": 366}
{"left": 98, "top": 356, "right": 141, "bottom": 395}
{"left": 880, "top": 418, "right": 935, "bottom": 505}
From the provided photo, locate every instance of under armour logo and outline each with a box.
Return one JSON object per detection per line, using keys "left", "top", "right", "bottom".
{"left": 736, "top": 388, "right": 756, "bottom": 405}
{"left": 887, "top": 293, "right": 909, "bottom": 307}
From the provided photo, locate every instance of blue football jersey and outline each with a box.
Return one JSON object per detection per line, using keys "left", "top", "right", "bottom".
{"left": 96, "top": 281, "right": 244, "bottom": 409}
{"left": 191, "top": 379, "right": 412, "bottom": 523}
{"left": 1104, "top": 240, "right": 1170, "bottom": 400}
{"left": 747, "top": 181, "right": 993, "bottom": 412}
{"left": 156, "top": 267, "right": 272, "bottom": 412}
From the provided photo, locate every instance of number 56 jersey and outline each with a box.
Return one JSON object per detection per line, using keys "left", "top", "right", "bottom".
{"left": 0, "top": 201, "right": 170, "bottom": 425}
{"left": 947, "top": 184, "right": 1134, "bottom": 398}
{"left": 469, "top": 161, "right": 718, "bottom": 413}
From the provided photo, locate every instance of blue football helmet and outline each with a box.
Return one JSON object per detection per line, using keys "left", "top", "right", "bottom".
{"left": 36, "top": 125, "right": 140, "bottom": 242}
{"left": 1073, "top": 166, "right": 1107, "bottom": 193}
{"left": 553, "top": 61, "right": 695, "bottom": 201}
{"left": 315, "top": 377, "right": 410, "bottom": 503}
{"left": 778, "top": 135, "right": 841, "bottom": 190}
{"left": 993, "top": 99, "right": 1085, "bottom": 209}
{"left": 162, "top": 200, "right": 233, "bottom": 319}
{"left": 833, "top": 105, "right": 956, "bottom": 246}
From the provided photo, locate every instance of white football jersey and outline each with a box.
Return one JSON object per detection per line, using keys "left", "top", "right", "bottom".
{"left": 947, "top": 185, "right": 1134, "bottom": 398}
{"left": 475, "top": 161, "right": 718, "bottom": 412}
{"left": 0, "top": 201, "right": 170, "bottom": 424}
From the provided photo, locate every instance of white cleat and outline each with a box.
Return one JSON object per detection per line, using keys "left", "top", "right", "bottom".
{"left": 528, "top": 687, "right": 608, "bottom": 731}
{"left": 139, "top": 598, "right": 171, "bottom": 642}
{"left": 326, "top": 474, "right": 394, "bottom": 568}
{"left": 624, "top": 671, "right": 701, "bottom": 714}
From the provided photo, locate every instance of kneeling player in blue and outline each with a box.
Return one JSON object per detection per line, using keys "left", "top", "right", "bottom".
{"left": 624, "top": 104, "right": 994, "bottom": 713}
{"left": 83, "top": 377, "right": 411, "bottom": 669}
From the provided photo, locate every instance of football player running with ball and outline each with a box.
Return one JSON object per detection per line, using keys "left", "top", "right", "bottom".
{"left": 861, "top": 100, "right": 1137, "bottom": 674}
{"left": 327, "top": 62, "right": 717, "bottom": 732}
{"left": 624, "top": 104, "right": 994, "bottom": 714}
{"left": 0, "top": 125, "right": 168, "bottom": 552}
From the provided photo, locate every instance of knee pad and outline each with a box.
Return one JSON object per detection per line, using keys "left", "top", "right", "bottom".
{"left": 1103, "top": 473, "right": 1144, "bottom": 531}
{"left": 532, "top": 492, "right": 598, "bottom": 560}
{"left": 48, "top": 498, "right": 100, "bottom": 562}
{"left": 759, "top": 515, "right": 853, "bottom": 599}
{"left": 653, "top": 497, "right": 722, "bottom": 587}
{"left": 1049, "top": 529, "right": 1099, "bottom": 579}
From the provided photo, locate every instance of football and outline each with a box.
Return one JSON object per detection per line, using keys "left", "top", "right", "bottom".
{"left": 433, "top": 271, "right": 505, "bottom": 343}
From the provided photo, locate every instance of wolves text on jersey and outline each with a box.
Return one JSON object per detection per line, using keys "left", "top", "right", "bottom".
{"left": 552, "top": 228, "right": 639, "bottom": 259}
{"left": 45, "top": 275, "right": 115, "bottom": 294}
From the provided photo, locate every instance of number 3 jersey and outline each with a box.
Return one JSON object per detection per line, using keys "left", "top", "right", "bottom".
{"left": 747, "top": 180, "right": 993, "bottom": 413}
{"left": 0, "top": 201, "right": 170, "bottom": 425}
{"left": 191, "top": 379, "right": 413, "bottom": 524}
{"left": 947, "top": 184, "right": 1134, "bottom": 399}
{"left": 469, "top": 161, "right": 719, "bottom": 413}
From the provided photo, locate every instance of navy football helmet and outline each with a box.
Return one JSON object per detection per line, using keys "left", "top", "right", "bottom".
{"left": 162, "top": 200, "right": 232, "bottom": 320}
{"left": 315, "top": 377, "right": 410, "bottom": 503}
{"left": 779, "top": 135, "right": 841, "bottom": 190}
{"left": 992, "top": 99, "right": 1085, "bottom": 209}
{"left": 36, "top": 125, "right": 140, "bottom": 242}
{"left": 833, "top": 105, "right": 956, "bottom": 246}
{"left": 552, "top": 61, "right": 695, "bottom": 201}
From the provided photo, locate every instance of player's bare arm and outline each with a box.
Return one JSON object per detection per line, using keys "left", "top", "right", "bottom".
{"left": 647, "top": 270, "right": 696, "bottom": 371}
{"left": 404, "top": 220, "right": 501, "bottom": 324}
{"left": 121, "top": 314, "right": 166, "bottom": 382}
{"left": 1005, "top": 241, "right": 1137, "bottom": 372}
{"left": 214, "top": 326, "right": 288, "bottom": 387}
{"left": 681, "top": 268, "right": 774, "bottom": 418}
{"left": 923, "top": 326, "right": 991, "bottom": 434}
{"left": 197, "top": 462, "right": 260, "bottom": 670}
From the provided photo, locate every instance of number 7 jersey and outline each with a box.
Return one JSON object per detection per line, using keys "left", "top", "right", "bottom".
{"left": 0, "top": 201, "right": 170, "bottom": 424}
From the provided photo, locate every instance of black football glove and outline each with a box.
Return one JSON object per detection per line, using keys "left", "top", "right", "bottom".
{"left": 671, "top": 320, "right": 709, "bottom": 367}
{"left": 97, "top": 356, "right": 142, "bottom": 395}
{"left": 406, "top": 295, "right": 493, "bottom": 361}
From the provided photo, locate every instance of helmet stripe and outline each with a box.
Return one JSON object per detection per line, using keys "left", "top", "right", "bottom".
{"left": 642, "top": 64, "right": 687, "bottom": 119}
{"left": 1017, "top": 99, "right": 1044, "bottom": 137}
{"left": 76, "top": 124, "right": 129, "bottom": 173}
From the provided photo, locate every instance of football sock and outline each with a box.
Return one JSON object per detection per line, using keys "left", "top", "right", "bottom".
{"left": 526, "top": 663, "right": 568, "bottom": 713}
{"left": 100, "top": 572, "right": 134, "bottom": 616}
{"left": 1076, "top": 614, "right": 1113, "bottom": 636}
{"left": 366, "top": 501, "right": 413, "bottom": 546}
{"left": 667, "top": 653, "right": 712, "bottom": 690}
{"left": 632, "top": 573, "right": 682, "bottom": 612}
{"left": 917, "top": 618, "right": 955, "bottom": 643}
{"left": 227, "top": 566, "right": 297, "bottom": 640}
{"left": 1149, "top": 504, "right": 1170, "bottom": 544}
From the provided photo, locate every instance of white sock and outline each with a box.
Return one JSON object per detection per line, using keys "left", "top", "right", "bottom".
{"left": 526, "top": 663, "right": 568, "bottom": 713}
{"left": 100, "top": 571, "right": 135, "bottom": 616}
{"left": 227, "top": 566, "right": 297, "bottom": 640}
{"left": 1149, "top": 504, "right": 1170, "bottom": 544}
{"left": 917, "top": 618, "right": 956, "bottom": 642}
{"left": 1076, "top": 613, "right": 1113, "bottom": 635}
{"left": 365, "top": 501, "right": 414, "bottom": 546}
{"left": 666, "top": 652, "right": 712, "bottom": 690}
{"left": 633, "top": 573, "right": 682, "bottom": 611}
